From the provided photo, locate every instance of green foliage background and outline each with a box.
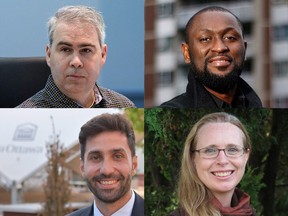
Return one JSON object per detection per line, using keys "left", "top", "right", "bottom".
{"left": 145, "top": 108, "right": 288, "bottom": 216}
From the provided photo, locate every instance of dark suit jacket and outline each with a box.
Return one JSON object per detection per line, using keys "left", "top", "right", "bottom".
{"left": 66, "top": 192, "right": 144, "bottom": 216}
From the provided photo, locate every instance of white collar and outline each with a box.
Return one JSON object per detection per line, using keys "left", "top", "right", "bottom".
{"left": 93, "top": 190, "right": 135, "bottom": 216}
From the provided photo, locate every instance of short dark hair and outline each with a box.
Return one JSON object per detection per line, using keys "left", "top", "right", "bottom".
{"left": 184, "top": 6, "right": 244, "bottom": 43}
{"left": 79, "top": 113, "right": 135, "bottom": 160}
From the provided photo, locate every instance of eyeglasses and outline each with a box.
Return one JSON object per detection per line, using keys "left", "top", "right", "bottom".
{"left": 192, "top": 146, "right": 249, "bottom": 159}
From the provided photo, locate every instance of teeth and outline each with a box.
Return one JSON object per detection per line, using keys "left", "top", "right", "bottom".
{"left": 100, "top": 180, "right": 117, "bottom": 185}
{"left": 213, "top": 171, "right": 232, "bottom": 177}
{"left": 215, "top": 60, "right": 227, "bottom": 62}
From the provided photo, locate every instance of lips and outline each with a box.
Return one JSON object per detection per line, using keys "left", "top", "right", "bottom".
{"left": 207, "top": 56, "right": 232, "bottom": 67}
{"left": 97, "top": 179, "right": 119, "bottom": 190}
{"left": 67, "top": 74, "right": 85, "bottom": 78}
{"left": 99, "top": 180, "right": 118, "bottom": 185}
{"left": 212, "top": 171, "right": 234, "bottom": 177}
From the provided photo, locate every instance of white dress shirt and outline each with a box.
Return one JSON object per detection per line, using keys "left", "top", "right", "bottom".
{"left": 93, "top": 190, "right": 135, "bottom": 216}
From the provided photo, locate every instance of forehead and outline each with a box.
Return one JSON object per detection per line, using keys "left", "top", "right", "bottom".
{"left": 53, "top": 21, "right": 100, "bottom": 45}
{"left": 85, "top": 131, "right": 131, "bottom": 155}
{"left": 189, "top": 11, "right": 242, "bottom": 35}
{"left": 196, "top": 122, "right": 244, "bottom": 148}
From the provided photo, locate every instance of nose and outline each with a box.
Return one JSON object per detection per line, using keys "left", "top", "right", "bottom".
{"left": 216, "top": 150, "right": 229, "bottom": 164}
{"left": 99, "top": 159, "right": 114, "bottom": 175}
{"left": 211, "top": 38, "right": 228, "bottom": 53}
{"left": 69, "top": 53, "right": 83, "bottom": 68}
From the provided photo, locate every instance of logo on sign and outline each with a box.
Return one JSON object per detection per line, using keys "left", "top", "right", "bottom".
{"left": 13, "top": 123, "right": 38, "bottom": 141}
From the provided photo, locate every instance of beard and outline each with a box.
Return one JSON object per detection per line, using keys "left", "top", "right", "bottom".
{"left": 189, "top": 54, "right": 245, "bottom": 93}
{"left": 85, "top": 173, "right": 132, "bottom": 203}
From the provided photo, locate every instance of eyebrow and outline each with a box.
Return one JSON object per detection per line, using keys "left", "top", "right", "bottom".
{"left": 203, "top": 144, "right": 240, "bottom": 148}
{"left": 87, "top": 148, "right": 127, "bottom": 156}
{"left": 197, "top": 27, "right": 241, "bottom": 35}
{"left": 56, "top": 41, "right": 97, "bottom": 48}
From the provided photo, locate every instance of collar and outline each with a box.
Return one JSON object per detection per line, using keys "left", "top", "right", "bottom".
{"left": 186, "top": 69, "right": 261, "bottom": 108}
{"left": 209, "top": 87, "right": 246, "bottom": 108}
{"left": 73, "top": 85, "right": 103, "bottom": 108}
{"left": 211, "top": 188, "right": 254, "bottom": 216}
{"left": 93, "top": 190, "right": 135, "bottom": 216}
{"left": 45, "top": 75, "right": 107, "bottom": 108}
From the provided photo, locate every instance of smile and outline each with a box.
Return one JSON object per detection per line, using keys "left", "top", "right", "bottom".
{"left": 209, "top": 60, "right": 231, "bottom": 67}
{"left": 99, "top": 180, "right": 118, "bottom": 185}
{"left": 212, "top": 171, "right": 233, "bottom": 177}
{"left": 208, "top": 56, "right": 232, "bottom": 67}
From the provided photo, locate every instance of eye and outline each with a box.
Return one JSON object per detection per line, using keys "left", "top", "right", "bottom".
{"left": 224, "top": 36, "right": 237, "bottom": 41}
{"left": 60, "top": 47, "right": 72, "bottom": 53}
{"left": 227, "top": 146, "right": 241, "bottom": 154}
{"left": 80, "top": 48, "right": 93, "bottom": 54}
{"left": 199, "top": 37, "right": 211, "bottom": 42}
{"left": 114, "top": 153, "right": 124, "bottom": 160}
{"left": 203, "top": 147, "right": 217, "bottom": 154}
{"left": 89, "top": 154, "right": 101, "bottom": 162}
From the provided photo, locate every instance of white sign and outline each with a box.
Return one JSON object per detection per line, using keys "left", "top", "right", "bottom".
{"left": 0, "top": 109, "right": 121, "bottom": 186}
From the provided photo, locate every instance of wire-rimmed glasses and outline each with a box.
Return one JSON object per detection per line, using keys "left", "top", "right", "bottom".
{"left": 192, "top": 145, "right": 249, "bottom": 159}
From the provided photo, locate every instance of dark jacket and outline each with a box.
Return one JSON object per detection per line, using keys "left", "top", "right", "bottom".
{"left": 66, "top": 192, "right": 144, "bottom": 216}
{"left": 160, "top": 71, "right": 262, "bottom": 108}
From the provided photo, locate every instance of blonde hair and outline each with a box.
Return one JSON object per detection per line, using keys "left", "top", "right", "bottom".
{"left": 177, "top": 112, "right": 251, "bottom": 216}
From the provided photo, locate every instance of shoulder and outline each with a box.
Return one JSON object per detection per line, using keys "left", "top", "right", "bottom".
{"left": 238, "top": 78, "right": 262, "bottom": 107}
{"left": 131, "top": 192, "right": 144, "bottom": 216}
{"left": 16, "top": 90, "right": 53, "bottom": 108}
{"left": 66, "top": 205, "right": 93, "bottom": 216}
{"left": 159, "top": 93, "right": 193, "bottom": 108}
{"left": 98, "top": 86, "right": 136, "bottom": 108}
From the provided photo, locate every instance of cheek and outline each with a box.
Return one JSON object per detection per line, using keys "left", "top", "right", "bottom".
{"left": 194, "top": 159, "right": 211, "bottom": 179}
{"left": 190, "top": 46, "right": 207, "bottom": 67}
{"left": 234, "top": 158, "right": 248, "bottom": 179}
{"left": 232, "top": 44, "right": 246, "bottom": 60}
{"left": 83, "top": 162, "right": 101, "bottom": 176}
{"left": 49, "top": 55, "right": 66, "bottom": 73}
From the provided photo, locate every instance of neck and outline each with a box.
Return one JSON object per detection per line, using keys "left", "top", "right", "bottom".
{"left": 69, "top": 90, "right": 95, "bottom": 108}
{"left": 204, "top": 85, "right": 237, "bottom": 104}
{"left": 95, "top": 189, "right": 132, "bottom": 216}
{"left": 212, "top": 190, "right": 234, "bottom": 207}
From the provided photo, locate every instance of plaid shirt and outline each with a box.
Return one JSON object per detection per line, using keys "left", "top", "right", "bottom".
{"left": 16, "top": 75, "right": 136, "bottom": 108}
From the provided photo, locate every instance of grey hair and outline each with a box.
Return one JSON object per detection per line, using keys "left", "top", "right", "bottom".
{"left": 47, "top": 5, "right": 106, "bottom": 47}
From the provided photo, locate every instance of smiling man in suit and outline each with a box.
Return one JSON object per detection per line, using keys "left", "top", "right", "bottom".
{"left": 67, "top": 113, "right": 144, "bottom": 216}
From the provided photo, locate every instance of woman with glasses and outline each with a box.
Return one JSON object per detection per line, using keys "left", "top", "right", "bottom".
{"left": 170, "top": 112, "right": 256, "bottom": 216}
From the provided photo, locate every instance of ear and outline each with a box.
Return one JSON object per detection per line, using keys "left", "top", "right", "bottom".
{"left": 101, "top": 44, "right": 107, "bottom": 66}
{"left": 244, "top": 40, "right": 247, "bottom": 60}
{"left": 80, "top": 159, "right": 85, "bottom": 177}
{"left": 46, "top": 45, "right": 51, "bottom": 67}
{"left": 244, "top": 148, "right": 250, "bottom": 165}
{"left": 131, "top": 155, "right": 138, "bottom": 176}
{"left": 181, "top": 43, "right": 191, "bottom": 63}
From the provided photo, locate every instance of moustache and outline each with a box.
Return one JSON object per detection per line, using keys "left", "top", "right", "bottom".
{"left": 205, "top": 54, "right": 233, "bottom": 64}
{"left": 92, "top": 174, "right": 124, "bottom": 182}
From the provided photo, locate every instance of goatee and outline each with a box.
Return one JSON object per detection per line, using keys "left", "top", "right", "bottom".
{"left": 190, "top": 58, "right": 243, "bottom": 93}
